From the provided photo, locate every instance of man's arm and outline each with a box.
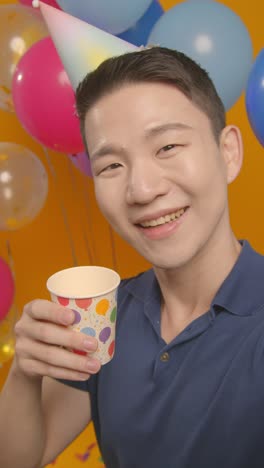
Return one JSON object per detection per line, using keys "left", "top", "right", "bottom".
{"left": 41, "top": 377, "right": 92, "bottom": 466}
{"left": 0, "top": 299, "right": 100, "bottom": 468}
{"left": 0, "top": 360, "right": 92, "bottom": 468}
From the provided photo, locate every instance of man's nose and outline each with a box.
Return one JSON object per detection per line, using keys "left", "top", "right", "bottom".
{"left": 126, "top": 162, "right": 169, "bottom": 205}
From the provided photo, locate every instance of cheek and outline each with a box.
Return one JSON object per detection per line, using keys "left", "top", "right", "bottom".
{"left": 181, "top": 152, "right": 225, "bottom": 197}
{"left": 94, "top": 181, "right": 123, "bottom": 225}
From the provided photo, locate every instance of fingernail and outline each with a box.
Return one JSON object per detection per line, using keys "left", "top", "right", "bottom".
{"left": 78, "top": 373, "right": 90, "bottom": 381}
{"left": 83, "top": 338, "right": 96, "bottom": 351}
{"left": 62, "top": 311, "right": 74, "bottom": 324}
{"left": 85, "top": 359, "right": 99, "bottom": 371}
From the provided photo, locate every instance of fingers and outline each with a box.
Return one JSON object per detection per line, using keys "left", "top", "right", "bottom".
{"left": 14, "top": 299, "right": 101, "bottom": 382}
{"left": 16, "top": 299, "right": 98, "bottom": 352}
{"left": 16, "top": 337, "right": 101, "bottom": 380}
{"left": 24, "top": 299, "right": 74, "bottom": 326}
{"left": 18, "top": 358, "right": 95, "bottom": 382}
{"left": 17, "top": 318, "right": 97, "bottom": 352}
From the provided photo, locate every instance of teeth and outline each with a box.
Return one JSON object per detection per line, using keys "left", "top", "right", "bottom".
{"left": 140, "top": 208, "right": 186, "bottom": 228}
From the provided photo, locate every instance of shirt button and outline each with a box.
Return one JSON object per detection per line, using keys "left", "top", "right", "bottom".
{"left": 160, "top": 352, "right": 170, "bottom": 362}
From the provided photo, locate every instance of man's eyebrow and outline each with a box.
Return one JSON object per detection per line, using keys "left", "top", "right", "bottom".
{"left": 90, "top": 123, "right": 193, "bottom": 161}
{"left": 90, "top": 144, "right": 125, "bottom": 161}
{"left": 144, "top": 122, "right": 193, "bottom": 138}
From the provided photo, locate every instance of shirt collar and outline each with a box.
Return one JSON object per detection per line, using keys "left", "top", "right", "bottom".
{"left": 125, "top": 240, "right": 264, "bottom": 317}
{"left": 212, "top": 239, "right": 264, "bottom": 316}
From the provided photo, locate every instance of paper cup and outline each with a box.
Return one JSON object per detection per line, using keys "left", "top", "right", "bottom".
{"left": 47, "top": 266, "right": 120, "bottom": 365}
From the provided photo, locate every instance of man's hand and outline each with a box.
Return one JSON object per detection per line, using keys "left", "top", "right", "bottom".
{"left": 14, "top": 299, "right": 101, "bottom": 381}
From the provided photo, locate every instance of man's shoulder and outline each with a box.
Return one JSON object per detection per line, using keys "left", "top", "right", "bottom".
{"left": 117, "top": 269, "right": 154, "bottom": 303}
{"left": 118, "top": 269, "right": 153, "bottom": 289}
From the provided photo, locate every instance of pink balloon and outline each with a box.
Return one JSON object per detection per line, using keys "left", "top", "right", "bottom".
{"left": 0, "top": 258, "right": 15, "bottom": 321}
{"left": 12, "top": 37, "right": 84, "bottom": 153}
{"left": 19, "top": 0, "right": 61, "bottom": 9}
{"left": 69, "top": 151, "right": 93, "bottom": 177}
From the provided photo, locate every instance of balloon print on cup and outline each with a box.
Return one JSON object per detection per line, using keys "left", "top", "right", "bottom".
{"left": 47, "top": 265, "right": 120, "bottom": 365}
{"left": 99, "top": 327, "right": 111, "bottom": 344}
{"left": 72, "top": 309, "right": 81, "bottom": 325}
{"left": 75, "top": 298, "right": 92, "bottom": 310}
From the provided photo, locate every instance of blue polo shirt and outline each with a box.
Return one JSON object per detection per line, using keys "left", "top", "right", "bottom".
{"left": 62, "top": 239, "right": 264, "bottom": 468}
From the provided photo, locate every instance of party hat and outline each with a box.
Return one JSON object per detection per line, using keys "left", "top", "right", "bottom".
{"left": 38, "top": 1, "right": 138, "bottom": 90}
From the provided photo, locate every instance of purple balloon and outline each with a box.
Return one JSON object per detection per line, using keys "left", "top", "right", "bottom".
{"left": 69, "top": 151, "right": 93, "bottom": 177}
{"left": 99, "top": 326, "right": 111, "bottom": 344}
{"left": 72, "top": 309, "right": 81, "bottom": 325}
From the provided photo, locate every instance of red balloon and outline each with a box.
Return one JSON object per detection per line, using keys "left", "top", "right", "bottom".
{"left": 0, "top": 258, "right": 15, "bottom": 321}
{"left": 19, "top": 0, "right": 61, "bottom": 9}
{"left": 12, "top": 37, "right": 84, "bottom": 153}
{"left": 75, "top": 298, "right": 92, "bottom": 310}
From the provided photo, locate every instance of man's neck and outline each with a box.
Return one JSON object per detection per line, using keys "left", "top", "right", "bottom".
{"left": 154, "top": 232, "right": 242, "bottom": 343}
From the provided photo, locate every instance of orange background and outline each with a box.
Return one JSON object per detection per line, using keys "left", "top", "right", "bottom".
{"left": 0, "top": 0, "right": 263, "bottom": 466}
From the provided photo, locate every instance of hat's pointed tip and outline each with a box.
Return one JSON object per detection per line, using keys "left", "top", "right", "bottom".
{"left": 39, "top": 1, "right": 138, "bottom": 90}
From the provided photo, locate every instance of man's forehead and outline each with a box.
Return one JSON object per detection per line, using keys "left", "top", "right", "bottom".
{"left": 88, "top": 121, "right": 194, "bottom": 161}
{"left": 84, "top": 82, "right": 207, "bottom": 148}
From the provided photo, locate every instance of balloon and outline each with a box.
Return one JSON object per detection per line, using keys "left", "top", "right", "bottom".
{"left": 81, "top": 327, "right": 96, "bottom": 337}
{"left": 0, "top": 337, "right": 15, "bottom": 366}
{"left": 12, "top": 37, "right": 84, "bottom": 153}
{"left": 69, "top": 152, "right": 93, "bottom": 177}
{"left": 246, "top": 49, "right": 264, "bottom": 146}
{"left": 0, "top": 143, "right": 48, "bottom": 231}
{"left": 19, "top": 0, "right": 61, "bottom": 9}
{"left": 56, "top": 0, "right": 152, "bottom": 34}
{"left": 75, "top": 298, "right": 92, "bottom": 310}
{"left": 0, "top": 4, "right": 48, "bottom": 112}
{"left": 99, "top": 326, "right": 111, "bottom": 343}
{"left": 0, "top": 258, "right": 15, "bottom": 321}
{"left": 72, "top": 309, "right": 81, "bottom": 325}
{"left": 118, "top": 0, "right": 163, "bottom": 47}
{"left": 0, "top": 306, "right": 18, "bottom": 365}
{"left": 148, "top": 0, "right": 253, "bottom": 110}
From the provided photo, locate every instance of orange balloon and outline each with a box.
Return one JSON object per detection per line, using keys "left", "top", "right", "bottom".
{"left": 96, "top": 299, "right": 110, "bottom": 316}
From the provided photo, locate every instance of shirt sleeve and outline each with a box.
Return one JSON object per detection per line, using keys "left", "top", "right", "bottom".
{"left": 56, "top": 373, "right": 98, "bottom": 394}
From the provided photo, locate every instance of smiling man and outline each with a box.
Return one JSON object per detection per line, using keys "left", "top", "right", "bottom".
{"left": 1, "top": 47, "right": 264, "bottom": 468}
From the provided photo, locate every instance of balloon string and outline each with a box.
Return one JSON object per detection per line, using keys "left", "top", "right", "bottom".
{"left": 6, "top": 239, "right": 15, "bottom": 278}
{"left": 108, "top": 225, "right": 118, "bottom": 271}
{"left": 81, "top": 176, "right": 118, "bottom": 270}
{"left": 42, "top": 147, "right": 78, "bottom": 267}
{"left": 80, "top": 171, "right": 99, "bottom": 264}
{"left": 67, "top": 158, "right": 95, "bottom": 265}
{"left": 6, "top": 239, "right": 20, "bottom": 322}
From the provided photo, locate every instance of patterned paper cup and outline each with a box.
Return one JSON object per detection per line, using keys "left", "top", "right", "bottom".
{"left": 47, "top": 266, "right": 120, "bottom": 365}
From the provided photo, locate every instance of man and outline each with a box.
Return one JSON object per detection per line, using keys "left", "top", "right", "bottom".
{"left": 1, "top": 46, "right": 263, "bottom": 468}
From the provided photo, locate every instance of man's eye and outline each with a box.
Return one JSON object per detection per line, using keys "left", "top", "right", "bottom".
{"left": 101, "top": 163, "right": 121, "bottom": 173}
{"left": 158, "top": 144, "right": 185, "bottom": 155}
{"left": 162, "top": 144, "right": 177, "bottom": 152}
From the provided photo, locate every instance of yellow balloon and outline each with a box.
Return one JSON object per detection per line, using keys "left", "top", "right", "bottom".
{"left": 0, "top": 4, "right": 48, "bottom": 112}
{"left": 0, "top": 306, "right": 18, "bottom": 366}
{"left": 0, "top": 143, "right": 49, "bottom": 231}
{"left": 0, "top": 338, "right": 15, "bottom": 366}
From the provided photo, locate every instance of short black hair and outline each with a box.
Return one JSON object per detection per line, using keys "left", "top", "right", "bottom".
{"left": 76, "top": 46, "right": 226, "bottom": 153}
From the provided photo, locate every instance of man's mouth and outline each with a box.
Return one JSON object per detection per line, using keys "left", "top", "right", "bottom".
{"left": 138, "top": 207, "right": 188, "bottom": 228}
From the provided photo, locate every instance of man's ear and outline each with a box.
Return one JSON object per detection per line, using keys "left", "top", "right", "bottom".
{"left": 220, "top": 125, "right": 243, "bottom": 184}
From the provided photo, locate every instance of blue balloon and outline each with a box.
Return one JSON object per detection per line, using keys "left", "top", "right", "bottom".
{"left": 57, "top": 0, "right": 153, "bottom": 35}
{"left": 117, "top": 1, "right": 163, "bottom": 47}
{"left": 246, "top": 49, "right": 264, "bottom": 146}
{"left": 148, "top": 0, "right": 253, "bottom": 110}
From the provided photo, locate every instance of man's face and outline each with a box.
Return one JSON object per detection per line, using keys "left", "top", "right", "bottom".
{"left": 85, "top": 82, "right": 232, "bottom": 269}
